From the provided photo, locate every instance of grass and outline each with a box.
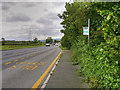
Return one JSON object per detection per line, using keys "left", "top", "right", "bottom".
{"left": 59, "top": 45, "right": 69, "bottom": 50}
{"left": 0, "top": 44, "right": 45, "bottom": 51}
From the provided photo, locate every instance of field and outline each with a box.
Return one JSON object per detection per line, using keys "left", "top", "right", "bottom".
{"left": 0, "top": 44, "right": 44, "bottom": 51}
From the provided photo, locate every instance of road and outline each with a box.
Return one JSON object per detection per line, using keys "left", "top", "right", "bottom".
{"left": 1, "top": 46, "right": 61, "bottom": 88}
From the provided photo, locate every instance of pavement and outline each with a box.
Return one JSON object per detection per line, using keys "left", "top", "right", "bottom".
{"left": 45, "top": 50, "right": 89, "bottom": 88}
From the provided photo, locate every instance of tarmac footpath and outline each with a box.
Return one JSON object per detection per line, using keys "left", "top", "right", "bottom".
{"left": 45, "top": 50, "right": 89, "bottom": 89}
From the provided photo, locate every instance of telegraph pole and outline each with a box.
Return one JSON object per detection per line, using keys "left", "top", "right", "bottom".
{"left": 29, "top": 27, "right": 32, "bottom": 41}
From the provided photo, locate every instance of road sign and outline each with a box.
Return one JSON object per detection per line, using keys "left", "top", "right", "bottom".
{"left": 83, "top": 27, "right": 89, "bottom": 35}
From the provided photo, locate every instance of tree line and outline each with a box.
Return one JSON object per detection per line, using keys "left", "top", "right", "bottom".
{"left": 1, "top": 37, "right": 44, "bottom": 45}
{"left": 1, "top": 37, "right": 60, "bottom": 45}
{"left": 45, "top": 37, "right": 60, "bottom": 43}
{"left": 58, "top": 2, "right": 120, "bottom": 88}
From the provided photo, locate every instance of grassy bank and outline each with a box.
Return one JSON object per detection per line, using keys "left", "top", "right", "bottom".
{"left": 0, "top": 44, "right": 45, "bottom": 51}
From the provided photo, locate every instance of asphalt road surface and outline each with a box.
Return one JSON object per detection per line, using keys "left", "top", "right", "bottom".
{"left": 2, "top": 45, "right": 61, "bottom": 88}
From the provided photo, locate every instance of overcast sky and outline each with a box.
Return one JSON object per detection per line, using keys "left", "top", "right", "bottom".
{"left": 1, "top": 2, "right": 66, "bottom": 41}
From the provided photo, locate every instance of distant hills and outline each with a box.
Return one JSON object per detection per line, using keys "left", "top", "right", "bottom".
{"left": 40, "top": 38, "right": 61, "bottom": 42}
{"left": 53, "top": 38, "right": 61, "bottom": 41}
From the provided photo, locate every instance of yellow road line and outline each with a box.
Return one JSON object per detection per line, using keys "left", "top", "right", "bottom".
{"left": 31, "top": 50, "right": 62, "bottom": 89}
{"left": 21, "top": 58, "right": 24, "bottom": 60}
{"left": 13, "top": 65, "right": 17, "bottom": 68}
{"left": 18, "top": 66, "right": 23, "bottom": 69}
{"left": 8, "top": 50, "right": 49, "bottom": 65}
{"left": 5, "top": 62, "right": 11, "bottom": 65}
{"left": 30, "top": 66, "right": 38, "bottom": 70}
{"left": 14, "top": 60, "right": 18, "bottom": 62}
{"left": 33, "top": 62, "right": 38, "bottom": 65}
{"left": 19, "top": 62, "right": 24, "bottom": 64}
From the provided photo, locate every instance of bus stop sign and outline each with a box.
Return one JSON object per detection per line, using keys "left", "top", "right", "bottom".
{"left": 83, "top": 27, "right": 89, "bottom": 35}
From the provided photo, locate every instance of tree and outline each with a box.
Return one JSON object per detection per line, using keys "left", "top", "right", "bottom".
{"left": 61, "top": 35, "right": 71, "bottom": 49}
{"left": 46, "top": 37, "right": 53, "bottom": 43}
{"left": 1, "top": 37, "right": 5, "bottom": 45}
{"left": 33, "top": 37, "right": 38, "bottom": 43}
{"left": 54, "top": 40, "right": 57, "bottom": 43}
{"left": 58, "top": 2, "right": 120, "bottom": 88}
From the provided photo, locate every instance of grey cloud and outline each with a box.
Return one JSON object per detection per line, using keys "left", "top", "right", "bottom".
{"left": 29, "top": 24, "right": 62, "bottom": 37}
{"left": 22, "top": 2, "right": 45, "bottom": 8}
{"left": 22, "top": 3, "right": 36, "bottom": 7}
{"left": 52, "top": 2, "right": 65, "bottom": 6}
{"left": 36, "top": 17, "right": 53, "bottom": 25}
{"left": 2, "top": 2, "right": 16, "bottom": 11}
{"left": 33, "top": 29, "right": 59, "bottom": 36}
{"left": 3, "top": 2, "right": 16, "bottom": 6}
{"left": 44, "top": 9, "right": 48, "bottom": 12}
{"left": 2, "top": 2, "right": 64, "bottom": 40}
{"left": 47, "top": 12, "right": 59, "bottom": 20}
{"left": 2, "top": 5, "right": 9, "bottom": 10}
{"left": 6, "top": 13, "right": 32, "bottom": 22}
{"left": 2, "top": 28, "right": 29, "bottom": 40}
{"left": 3, "top": 28, "right": 27, "bottom": 36}
{"left": 36, "top": 12, "right": 59, "bottom": 24}
{"left": 21, "top": 24, "right": 59, "bottom": 36}
{"left": 4, "top": 34, "right": 29, "bottom": 41}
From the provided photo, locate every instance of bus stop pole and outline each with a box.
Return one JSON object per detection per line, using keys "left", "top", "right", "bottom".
{"left": 88, "top": 18, "right": 90, "bottom": 46}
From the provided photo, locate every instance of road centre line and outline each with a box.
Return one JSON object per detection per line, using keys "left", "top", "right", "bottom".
{"left": 31, "top": 50, "right": 62, "bottom": 89}
{"left": 4, "top": 62, "right": 11, "bottom": 65}
{"left": 4, "top": 48, "right": 54, "bottom": 66}
{"left": 13, "top": 60, "right": 18, "bottom": 62}
{"left": 21, "top": 49, "right": 53, "bottom": 60}
{"left": 7, "top": 61, "right": 46, "bottom": 71}
{"left": 31, "top": 66, "right": 38, "bottom": 70}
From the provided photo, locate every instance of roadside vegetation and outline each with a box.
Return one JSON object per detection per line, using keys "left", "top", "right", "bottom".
{"left": 59, "top": 45, "right": 69, "bottom": 50}
{"left": 0, "top": 37, "right": 60, "bottom": 51}
{"left": 58, "top": 2, "right": 120, "bottom": 88}
{"left": 0, "top": 44, "right": 44, "bottom": 51}
{"left": 0, "top": 37, "right": 45, "bottom": 51}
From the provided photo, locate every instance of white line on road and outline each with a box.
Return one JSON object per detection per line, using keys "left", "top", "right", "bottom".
{"left": 40, "top": 58, "right": 60, "bottom": 89}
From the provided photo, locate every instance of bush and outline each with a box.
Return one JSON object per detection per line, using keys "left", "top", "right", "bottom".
{"left": 59, "top": 2, "right": 120, "bottom": 88}
{"left": 71, "top": 36, "right": 120, "bottom": 88}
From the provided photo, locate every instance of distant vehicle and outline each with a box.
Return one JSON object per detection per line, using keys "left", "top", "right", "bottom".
{"left": 46, "top": 43, "right": 50, "bottom": 47}
{"left": 55, "top": 43, "right": 58, "bottom": 46}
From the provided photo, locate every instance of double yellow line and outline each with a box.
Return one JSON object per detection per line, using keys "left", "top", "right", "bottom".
{"left": 31, "top": 50, "right": 62, "bottom": 89}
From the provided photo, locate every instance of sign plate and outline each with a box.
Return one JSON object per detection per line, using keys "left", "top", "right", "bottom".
{"left": 83, "top": 27, "right": 89, "bottom": 35}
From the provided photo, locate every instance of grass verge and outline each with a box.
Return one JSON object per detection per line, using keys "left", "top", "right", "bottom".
{"left": 0, "top": 45, "right": 45, "bottom": 51}
{"left": 59, "top": 45, "right": 69, "bottom": 50}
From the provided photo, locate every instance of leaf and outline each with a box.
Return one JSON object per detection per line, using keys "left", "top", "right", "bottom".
{"left": 115, "top": 18, "right": 118, "bottom": 22}
{"left": 107, "top": 15, "right": 111, "bottom": 20}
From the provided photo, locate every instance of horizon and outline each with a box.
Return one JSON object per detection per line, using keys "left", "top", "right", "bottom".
{"left": 0, "top": 38, "right": 61, "bottom": 41}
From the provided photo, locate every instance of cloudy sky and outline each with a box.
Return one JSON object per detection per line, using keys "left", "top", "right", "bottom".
{"left": 1, "top": 1, "right": 66, "bottom": 41}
